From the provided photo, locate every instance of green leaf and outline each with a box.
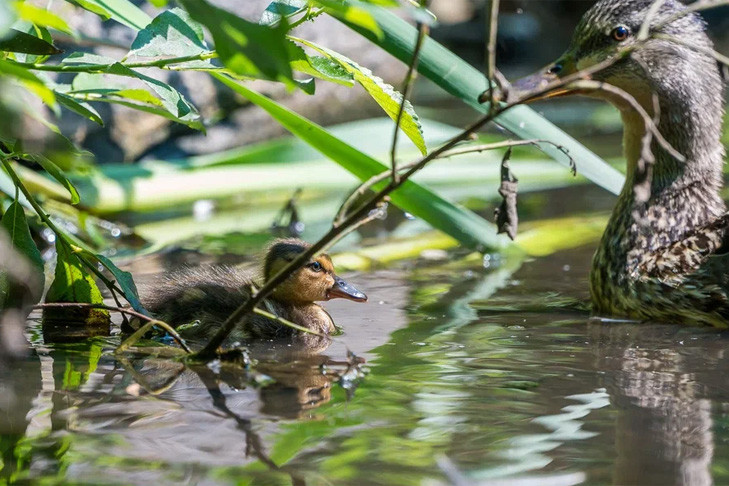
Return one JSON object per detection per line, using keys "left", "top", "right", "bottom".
{"left": 260, "top": 0, "right": 307, "bottom": 26}
{"left": 90, "top": 252, "right": 146, "bottom": 313}
{"left": 211, "top": 73, "right": 508, "bottom": 250}
{"left": 71, "top": 0, "right": 151, "bottom": 31}
{"left": 67, "top": 63, "right": 203, "bottom": 130}
{"left": 180, "top": 0, "right": 296, "bottom": 87}
{"left": 338, "top": 2, "right": 626, "bottom": 195}
{"left": 0, "top": 201, "right": 44, "bottom": 288}
{"left": 14, "top": 2, "right": 75, "bottom": 35}
{"left": 288, "top": 42, "right": 354, "bottom": 86}
{"left": 129, "top": 8, "right": 210, "bottom": 59}
{"left": 56, "top": 92, "right": 104, "bottom": 125}
{"left": 45, "top": 241, "right": 109, "bottom": 324}
{"left": 0, "top": 28, "right": 61, "bottom": 54}
{"left": 0, "top": 58, "right": 56, "bottom": 107}
{"left": 65, "top": 0, "right": 112, "bottom": 20}
{"left": 26, "top": 153, "right": 81, "bottom": 204}
{"left": 294, "top": 37, "right": 426, "bottom": 154}
{"left": 312, "top": 0, "right": 383, "bottom": 38}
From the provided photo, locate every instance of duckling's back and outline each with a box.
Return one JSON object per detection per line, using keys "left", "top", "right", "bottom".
{"left": 143, "top": 265, "right": 256, "bottom": 341}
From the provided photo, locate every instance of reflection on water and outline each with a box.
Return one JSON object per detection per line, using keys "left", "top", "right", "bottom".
{"left": 3, "top": 245, "right": 729, "bottom": 485}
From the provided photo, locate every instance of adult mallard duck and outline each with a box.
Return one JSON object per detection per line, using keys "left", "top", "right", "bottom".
{"left": 506, "top": 0, "right": 729, "bottom": 326}
{"left": 143, "top": 239, "right": 367, "bottom": 342}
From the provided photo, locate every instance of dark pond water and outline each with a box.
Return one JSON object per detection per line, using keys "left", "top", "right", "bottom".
{"left": 5, "top": 236, "right": 729, "bottom": 486}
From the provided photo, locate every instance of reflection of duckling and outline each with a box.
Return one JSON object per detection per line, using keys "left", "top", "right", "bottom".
{"left": 143, "top": 239, "right": 367, "bottom": 342}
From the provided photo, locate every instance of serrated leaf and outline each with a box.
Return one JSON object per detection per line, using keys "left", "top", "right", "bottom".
{"left": 45, "top": 241, "right": 109, "bottom": 327}
{"left": 56, "top": 92, "right": 103, "bottom": 125}
{"left": 0, "top": 28, "right": 61, "bottom": 54}
{"left": 0, "top": 201, "right": 44, "bottom": 291}
{"left": 14, "top": 2, "right": 75, "bottom": 35}
{"left": 260, "top": 0, "right": 307, "bottom": 26}
{"left": 129, "top": 8, "right": 210, "bottom": 59}
{"left": 180, "top": 0, "right": 296, "bottom": 88}
{"left": 287, "top": 41, "right": 354, "bottom": 86}
{"left": 211, "top": 72, "right": 507, "bottom": 250}
{"left": 26, "top": 153, "right": 81, "bottom": 204}
{"left": 294, "top": 37, "right": 426, "bottom": 154}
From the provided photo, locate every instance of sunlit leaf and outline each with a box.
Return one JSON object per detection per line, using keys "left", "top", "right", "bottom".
{"left": 180, "top": 0, "right": 296, "bottom": 87}
{"left": 211, "top": 73, "right": 508, "bottom": 250}
{"left": 66, "top": 61, "right": 203, "bottom": 130}
{"left": 312, "top": 0, "right": 383, "bottom": 38}
{"left": 14, "top": 2, "right": 75, "bottom": 35}
{"left": 45, "top": 241, "right": 108, "bottom": 320}
{"left": 288, "top": 42, "right": 354, "bottom": 86}
{"left": 72, "top": 0, "right": 151, "bottom": 31}
{"left": 260, "top": 0, "right": 307, "bottom": 26}
{"left": 65, "top": 0, "right": 112, "bottom": 20}
{"left": 129, "top": 8, "right": 210, "bottom": 59}
{"left": 294, "top": 37, "right": 426, "bottom": 154}
{"left": 0, "top": 28, "right": 61, "bottom": 54}
{"left": 0, "top": 58, "right": 56, "bottom": 107}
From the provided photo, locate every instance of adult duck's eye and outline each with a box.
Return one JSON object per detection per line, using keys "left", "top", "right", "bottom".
{"left": 308, "top": 261, "right": 322, "bottom": 272}
{"left": 611, "top": 26, "right": 630, "bottom": 42}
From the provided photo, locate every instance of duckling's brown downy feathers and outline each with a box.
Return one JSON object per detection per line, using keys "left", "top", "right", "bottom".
{"left": 143, "top": 265, "right": 335, "bottom": 342}
{"left": 142, "top": 239, "right": 366, "bottom": 343}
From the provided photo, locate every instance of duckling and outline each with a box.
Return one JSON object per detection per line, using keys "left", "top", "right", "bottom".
{"left": 143, "top": 239, "right": 367, "bottom": 342}
{"left": 505, "top": 0, "right": 729, "bottom": 326}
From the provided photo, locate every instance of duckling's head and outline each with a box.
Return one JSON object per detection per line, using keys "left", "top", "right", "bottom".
{"left": 263, "top": 239, "right": 368, "bottom": 305}
{"left": 509, "top": 0, "right": 724, "bottom": 114}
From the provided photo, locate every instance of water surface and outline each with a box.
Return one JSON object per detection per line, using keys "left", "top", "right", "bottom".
{"left": 4, "top": 242, "right": 729, "bottom": 486}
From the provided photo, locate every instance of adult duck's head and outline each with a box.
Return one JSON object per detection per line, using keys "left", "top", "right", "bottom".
{"left": 504, "top": 0, "right": 726, "bottom": 188}
{"left": 263, "top": 239, "right": 368, "bottom": 305}
{"left": 505, "top": 0, "right": 723, "bottom": 111}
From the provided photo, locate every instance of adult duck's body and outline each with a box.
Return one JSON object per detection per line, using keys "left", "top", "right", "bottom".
{"left": 508, "top": 0, "right": 729, "bottom": 326}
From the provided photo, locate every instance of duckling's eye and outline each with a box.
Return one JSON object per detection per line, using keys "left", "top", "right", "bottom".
{"left": 611, "top": 26, "right": 630, "bottom": 42}
{"left": 308, "top": 261, "right": 322, "bottom": 272}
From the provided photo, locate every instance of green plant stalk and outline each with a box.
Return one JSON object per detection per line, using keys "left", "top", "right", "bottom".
{"left": 338, "top": 2, "right": 626, "bottom": 195}
{"left": 11, "top": 52, "right": 218, "bottom": 72}
{"left": 0, "top": 155, "right": 126, "bottom": 301}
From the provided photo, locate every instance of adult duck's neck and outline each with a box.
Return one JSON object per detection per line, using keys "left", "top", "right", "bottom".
{"left": 615, "top": 85, "right": 726, "bottom": 248}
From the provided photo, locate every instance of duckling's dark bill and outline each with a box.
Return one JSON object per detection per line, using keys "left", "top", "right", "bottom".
{"left": 327, "top": 276, "right": 368, "bottom": 302}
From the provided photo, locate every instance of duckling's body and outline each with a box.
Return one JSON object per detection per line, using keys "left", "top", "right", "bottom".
{"left": 509, "top": 0, "right": 729, "bottom": 326}
{"left": 143, "top": 239, "right": 366, "bottom": 342}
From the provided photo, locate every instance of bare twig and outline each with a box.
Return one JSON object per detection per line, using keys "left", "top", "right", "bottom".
{"left": 390, "top": 0, "right": 429, "bottom": 185}
{"left": 484, "top": 0, "right": 501, "bottom": 113}
{"left": 34, "top": 302, "right": 191, "bottom": 353}
{"left": 562, "top": 79, "right": 684, "bottom": 163}
{"left": 655, "top": 0, "right": 729, "bottom": 31}
{"left": 632, "top": 97, "right": 661, "bottom": 205}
